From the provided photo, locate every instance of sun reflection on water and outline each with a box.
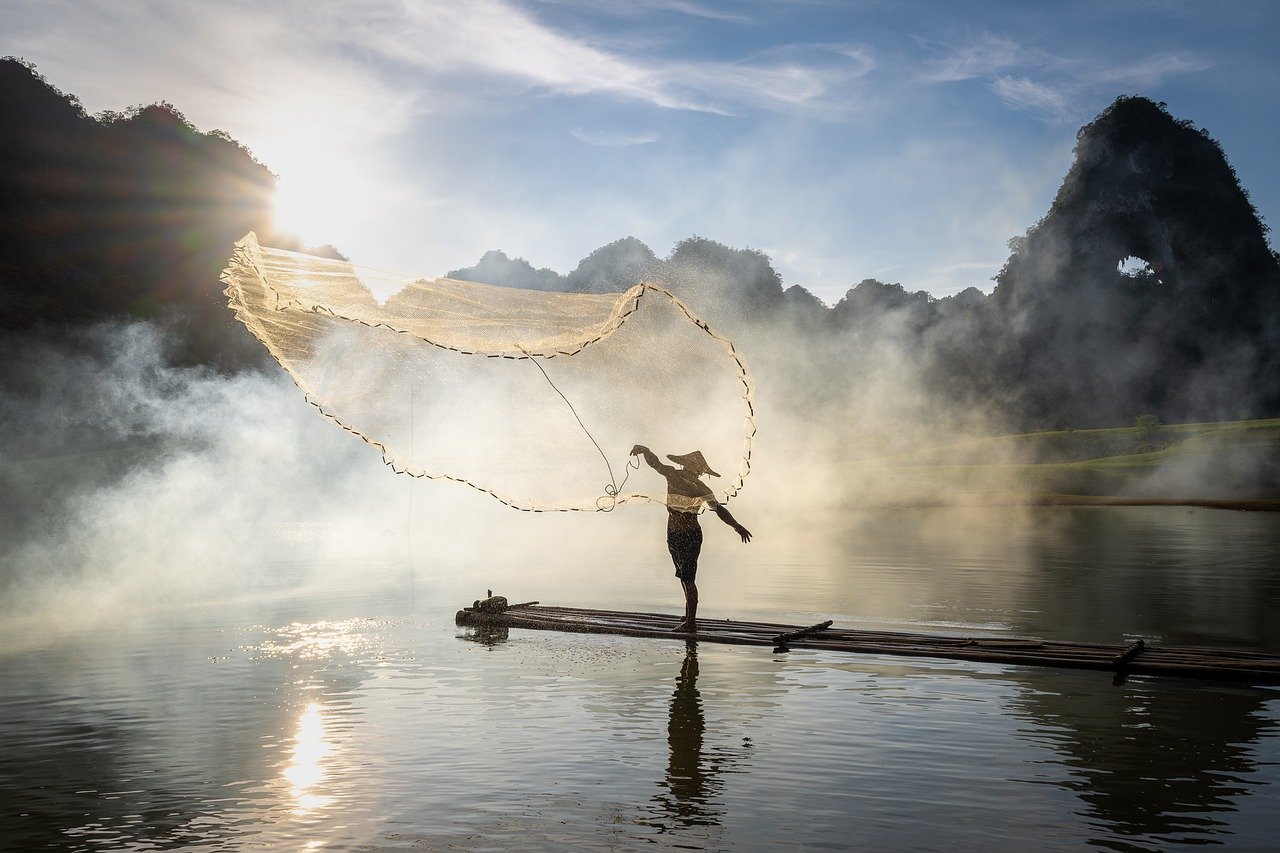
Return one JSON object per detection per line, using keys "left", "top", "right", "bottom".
{"left": 256, "top": 619, "right": 378, "bottom": 660}
{"left": 284, "top": 703, "right": 333, "bottom": 815}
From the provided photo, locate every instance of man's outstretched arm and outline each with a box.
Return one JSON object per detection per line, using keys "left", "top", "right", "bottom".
{"left": 631, "top": 444, "right": 675, "bottom": 476}
{"left": 711, "top": 502, "right": 752, "bottom": 543}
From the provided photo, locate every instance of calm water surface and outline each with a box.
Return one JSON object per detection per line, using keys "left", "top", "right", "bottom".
{"left": 2, "top": 507, "right": 1280, "bottom": 850}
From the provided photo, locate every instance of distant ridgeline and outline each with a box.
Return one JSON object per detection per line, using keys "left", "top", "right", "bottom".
{"left": 2, "top": 56, "right": 1278, "bottom": 425}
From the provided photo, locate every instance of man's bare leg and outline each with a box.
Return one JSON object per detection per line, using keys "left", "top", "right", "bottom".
{"left": 674, "top": 579, "right": 698, "bottom": 632}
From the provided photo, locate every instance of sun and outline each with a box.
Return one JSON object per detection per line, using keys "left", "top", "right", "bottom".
{"left": 272, "top": 165, "right": 368, "bottom": 248}
{"left": 252, "top": 115, "right": 378, "bottom": 248}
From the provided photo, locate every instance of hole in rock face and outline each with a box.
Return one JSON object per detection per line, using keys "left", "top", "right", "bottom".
{"left": 1117, "top": 255, "right": 1162, "bottom": 282}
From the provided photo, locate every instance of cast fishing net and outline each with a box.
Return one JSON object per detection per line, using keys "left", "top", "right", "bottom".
{"left": 221, "top": 233, "right": 755, "bottom": 512}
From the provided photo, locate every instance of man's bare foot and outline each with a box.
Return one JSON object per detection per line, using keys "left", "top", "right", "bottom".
{"left": 672, "top": 619, "right": 695, "bottom": 633}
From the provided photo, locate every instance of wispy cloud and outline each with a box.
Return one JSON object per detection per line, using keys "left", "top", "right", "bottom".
{"left": 533, "top": 0, "right": 757, "bottom": 25}
{"left": 919, "top": 32, "right": 1024, "bottom": 82}
{"left": 989, "top": 76, "right": 1076, "bottom": 124}
{"left": 921, "top": 31, "right": 1212, "bottom": 124}
{"left": 663, "top": 44, "right": 874, "bottom": 113}
{"left": 641, "top": 0, "right": 756, "bottom": 24}
{"left": 1089, "top": 52, "right": 1213, "bottom": 87}
{"left": 332, "top": 1, "right": 872, "bottom": 115}
{"left": 570, "top": 127, "right": 660, "bottom": 146}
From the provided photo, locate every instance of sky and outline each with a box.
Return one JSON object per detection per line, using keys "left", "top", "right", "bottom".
{"left": 2, "top": 0, "right": 1278, "bottom": 303}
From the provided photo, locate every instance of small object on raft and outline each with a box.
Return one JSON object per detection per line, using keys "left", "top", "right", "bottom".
{"left": 455, "top": 603, "right": 1280, "bottom": 684}
{"left": 1112, "top": 638, "right": 1146, "bottom": 667}
{"left": 467, "top": 595, "right": 540, "bottom": 614}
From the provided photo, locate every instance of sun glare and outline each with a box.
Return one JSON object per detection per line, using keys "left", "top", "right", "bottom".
{"left": 251, "top": 112, "right": 378, "bottom": 248}
{"left": 274, "top": 167, "right": 369, "bottom": 248}
{"left": 284, "top": 702, "right": 334, "bottom": 815}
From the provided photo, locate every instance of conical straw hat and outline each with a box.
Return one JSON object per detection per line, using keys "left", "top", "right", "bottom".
{"left": 666, "top": 450, "right": 720, "bottom": 477}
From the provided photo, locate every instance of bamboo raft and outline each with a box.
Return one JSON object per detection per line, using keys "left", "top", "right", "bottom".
{"left": 456, "top": 601, "right": 1280, "bottom": 684}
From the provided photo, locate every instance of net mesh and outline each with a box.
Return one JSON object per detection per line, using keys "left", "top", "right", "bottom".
{"left": 221, "top": 233, "right": 756, "bottom": 512}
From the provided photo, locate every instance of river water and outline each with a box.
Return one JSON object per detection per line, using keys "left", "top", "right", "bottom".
{"left": 2, "top": 506, "right": 1279, "bottom": 850}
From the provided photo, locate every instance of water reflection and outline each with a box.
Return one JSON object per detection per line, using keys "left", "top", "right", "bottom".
{"left": 0, "top": 606, "right": 371, "bottom": 850}
{"left": 284, "top": 702, "right": 333, "bottom": 814}
{"left": 648, "top": 642, "right": 750, "bottom": 832}
{"left": 458, "top": 624, "right": 510, "bottom": 647}
{"left": 3, "top": 508, "right": 1279, "bottom": 849}
{"left": 1011, "top": 674, "right": 1279, "bottom": 847}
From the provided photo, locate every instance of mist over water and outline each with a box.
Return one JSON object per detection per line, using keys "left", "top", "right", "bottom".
{"left": 2, "top": 251, "right": 1278, "bottom": 643}
{"left": 0, "top": 304, "right": 1039, "bottom": 637}
{"left": 0, "top": 316, "right": 750, "bottom": 638}
{"left": 2, "top": 280, "right": 1280, "bottom": 851}
{"left": 5, "top": 73, "right": 1280, "bottom": 636}
{"left": 0, "top": 322, "right": 401, "bottom": 638}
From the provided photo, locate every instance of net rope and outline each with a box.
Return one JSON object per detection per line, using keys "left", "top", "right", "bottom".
{"left": 221, "top": 233, "right": 756, "bottom": 512}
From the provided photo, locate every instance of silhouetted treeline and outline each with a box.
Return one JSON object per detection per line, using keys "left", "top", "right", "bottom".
{"left": 0, "top": 57, "right": 282, "bottom": 367}
{"left": 2, "top": 56, "right": 1277, "bottom": 426}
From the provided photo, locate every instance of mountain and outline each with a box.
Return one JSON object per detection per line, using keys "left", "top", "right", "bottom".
{"left": 446, "top": 237, "right": 660, "bottom": 294}
{"left": 565, "top": 236, "right": 658, "bottom": 294}
{"left": 985, "top": 96, "right": 1280, "bottom": 425}
{"left": 2, "top": 59, "right": 1275, "bottom": 428}
{"left": 445, "top": 97, "right": 1280, "bottom": 427}
{"left": 447, "top": 250, "right": 563, "bottom": 291}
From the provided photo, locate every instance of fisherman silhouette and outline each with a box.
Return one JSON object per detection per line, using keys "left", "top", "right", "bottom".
{"left": 631, "top": 445, "right": 752, "bottom": 632}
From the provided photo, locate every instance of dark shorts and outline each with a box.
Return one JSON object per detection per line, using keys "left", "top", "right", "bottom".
{"left": 667, "top": 525, "right": 703, "bottom": 582}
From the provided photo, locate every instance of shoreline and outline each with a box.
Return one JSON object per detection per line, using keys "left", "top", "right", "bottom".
{"left": 871, "top": 495, "right": 1280, "bottom": 512}
{"left": 1032, "top": 495, "right": 1280, "bottom": 511}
